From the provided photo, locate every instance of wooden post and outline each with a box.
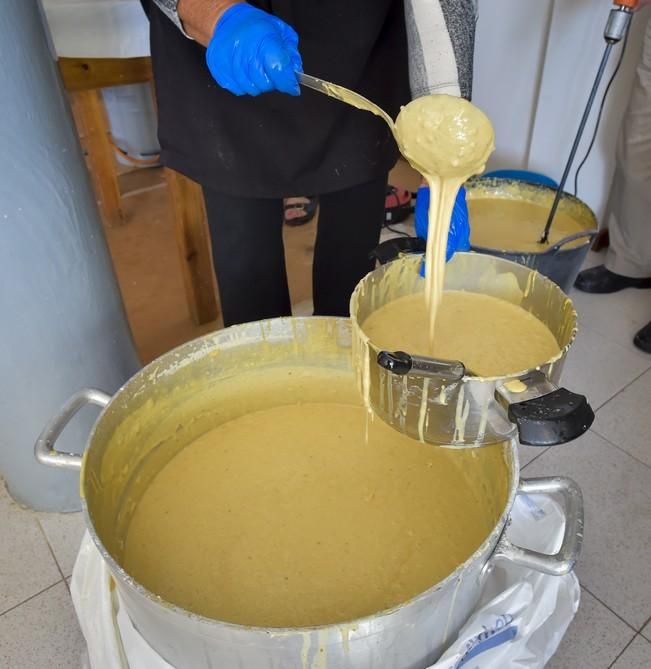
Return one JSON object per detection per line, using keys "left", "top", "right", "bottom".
{"left": 165, "top": 169, "right": 220, "bottom": 324}
{"left": 59, "top": 56, "right": 219, "bottom": 323}
{"left": 71, "top": 89, "right": 124, "bottom": 227}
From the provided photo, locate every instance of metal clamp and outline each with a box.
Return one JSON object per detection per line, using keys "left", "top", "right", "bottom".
{"left": 491, "top": 477, "right": 584, "bottom": 576}
{"left": 34, "top": 388, "right": 111, "bottom": 471}
{"left": 377, "top": 351, "right": 466, "bottom": 382}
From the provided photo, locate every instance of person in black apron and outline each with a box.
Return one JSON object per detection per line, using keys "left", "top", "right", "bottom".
{"left": 142, "top": 0, "right": 476, "bottom": 326}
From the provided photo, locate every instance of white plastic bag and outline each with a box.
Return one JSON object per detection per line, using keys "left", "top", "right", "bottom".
{"left": 427, "top": 494, "right": 580, "bottom": 669}
{"left": 71, "top": 495, "right": 579, "bottom": 669}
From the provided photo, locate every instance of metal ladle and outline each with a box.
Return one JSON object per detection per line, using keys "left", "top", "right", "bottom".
{"left": 297, "top": 72, "right": 396, "bottom": 134}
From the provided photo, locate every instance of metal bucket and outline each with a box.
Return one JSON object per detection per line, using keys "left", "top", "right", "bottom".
{"left": 466, "top": 177, "right": 598, "bottom": 293}
{"left": 351, "top": 253, "right": 594, "bottom": 447}
{"left": 35, "top": 317, "right": 583, "bottom": 669}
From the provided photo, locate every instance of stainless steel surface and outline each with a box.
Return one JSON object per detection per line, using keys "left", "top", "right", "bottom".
{"left": 34, "top": 388, "right": 111, "bottom": 470}
{"left": 495, "top": 370, "right": 557, "bottom": 410}
{"left": 492, "top": 477, "right": 584, "bottom": 576}
{"left": 467, "top": 177, "right": 598, "bottom": 293}
{"left": 297, "top": 72, "right": 396, "bottom": 130}
{"left": 36, "top": 316, "right": 583, "bottom": 669}
{"left": 351, "top": 252, "right": 578, "bottom": 446}
{"left": 605, "top": 6, "right": 634, "bottom": 43}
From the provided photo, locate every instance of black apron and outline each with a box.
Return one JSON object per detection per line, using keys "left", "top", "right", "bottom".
{"left": 145, "top": 1, "right": 410, "bottom": 198}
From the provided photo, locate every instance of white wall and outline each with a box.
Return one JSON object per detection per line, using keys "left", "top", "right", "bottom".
{"left": 474, "top": 0, "right": 651, "bottom": 223}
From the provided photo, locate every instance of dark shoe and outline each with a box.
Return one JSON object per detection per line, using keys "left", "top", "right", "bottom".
{"left": 633, "top": 320, "right": 651, "bottom": 354}
{"left": 574, "top": 265, "right": 651, "bottom": 294}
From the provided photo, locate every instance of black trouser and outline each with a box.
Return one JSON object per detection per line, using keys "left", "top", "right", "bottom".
{"left": 202, "top": 176, "right": 387, "bottom": 327}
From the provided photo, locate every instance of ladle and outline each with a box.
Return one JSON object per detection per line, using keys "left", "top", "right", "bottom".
{"left": 297, "top": 72, "right": 396, "bottom": 134}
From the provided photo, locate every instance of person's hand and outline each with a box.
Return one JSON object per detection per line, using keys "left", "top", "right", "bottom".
{"left": 205, "top": 3, "right": 302, "bottom": 96}
{"left": 414, "top": 185, "right": 470, "bottom": 265}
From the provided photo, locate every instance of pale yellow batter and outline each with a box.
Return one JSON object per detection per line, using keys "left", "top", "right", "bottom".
{"left": 362, "top": 290, "right": 560, "bottom": 377}
{"left": 123, "top": 370, "right": 508, "bottom": 628}
{"left": 469, "top": 198, "right": 585, "bottom": 253}
{"left": 394, "top": 95, "right": 495, "bottom": 341}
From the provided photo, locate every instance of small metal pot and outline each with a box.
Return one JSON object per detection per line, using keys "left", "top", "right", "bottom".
{"left": 466, "top": 177, "right": 598, "bottom": 293}
{"left": 351, "top": 253, "right": 594, "bottom": 447}
{"left": 35, "top": 317, "right": 583, "bottom": 669}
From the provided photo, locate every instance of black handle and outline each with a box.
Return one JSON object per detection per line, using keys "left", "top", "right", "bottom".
{"left": 508, "top": 388, "right": 595, "bottom": 447}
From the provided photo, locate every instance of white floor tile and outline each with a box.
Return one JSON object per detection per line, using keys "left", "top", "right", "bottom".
{"left": 642, "top": 619, "right": 651, "bottom": 642}
{"left": 0, "top": 484, "right": 62, "bottom": 614}
{"left": 546, "top": 588, "right": 634, "bottom": 669}
{"left": 37, "top": 511, "right": 86, "bottom": 579}
{"left": 570, "top": 286, "right": 651, "bottom": 357}
{"left": 593, "top": 369, "right": 651, "bottom": 467}
{"left": 560, "top": 326, "right": 649, "bottom": 410}
{"left": 0, "top": 582, "right": 86, "bottom": 669}
{"left": 518, "top": 443, "right": 548, "bottom": 467}
{"left": 523, "top": 431, "right": 651, "bottom": 629}
{"left": 611, "top": 636, "right": 651, "bottom": 669}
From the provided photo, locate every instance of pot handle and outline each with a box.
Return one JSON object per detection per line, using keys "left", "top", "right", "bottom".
{"left": 496, "top": 371, "right": 594, "bottom": 446}
{"left": 34, "top": 388, "right": 111, "bottom": 470}
{"left": 491, "top": 477, "right": 584, "bottom": 576}
{"left": 539, "top": 230, "right": 597, "bottom": 255}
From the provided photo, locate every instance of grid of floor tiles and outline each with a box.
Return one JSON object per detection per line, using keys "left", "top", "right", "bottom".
{"left": 1, "top": 252, "right": 650, "bottom": 668}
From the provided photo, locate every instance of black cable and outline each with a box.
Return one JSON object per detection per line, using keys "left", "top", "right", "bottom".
{"left": 574, "top": 24, "right": 631, "bottom": 197}
{"left": 382, "top": 222, "right": 412, "bottom": 237}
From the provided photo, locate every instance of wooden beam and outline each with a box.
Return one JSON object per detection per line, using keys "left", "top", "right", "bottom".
{"left": 165, "top": 169, "right": 220, "bottom": 325}
{"left": 59, "top": 57, "right": 153, "bottom": 92}
{"left": 70, "top": 90, "right": 124, "bottom": 227}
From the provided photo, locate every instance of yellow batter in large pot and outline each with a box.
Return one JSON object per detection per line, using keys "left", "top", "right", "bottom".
{"left": 468, "top": 198, "right": 585, "bottom": 253}
{"left": 122, "top": 367, "right": 509, "bottom": 628}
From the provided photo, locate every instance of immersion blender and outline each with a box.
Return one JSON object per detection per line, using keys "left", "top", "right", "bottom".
{"left": 541, "top": 0, "right": 640, "bottom": 243}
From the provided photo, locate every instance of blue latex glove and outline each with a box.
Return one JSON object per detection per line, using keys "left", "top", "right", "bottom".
{"left": 415, "top": 185, "right": 470, "bottom": 273}
{"left": 206, "top": 3, "right": 303, "bottom": 96}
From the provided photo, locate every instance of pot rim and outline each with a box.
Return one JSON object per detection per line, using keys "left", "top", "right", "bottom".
{"left": 464, "top": 176, "right": 598, "bottom": 256}
{"left": 79, "top": 316, "right": 522, "bottom": 635}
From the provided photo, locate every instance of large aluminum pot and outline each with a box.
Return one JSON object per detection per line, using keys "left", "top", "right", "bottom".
{"left": 35, "top": 317, "right": 583, "bottom": 669}
{"left": 351, "top": 253, "right": 594, "bottom": 448}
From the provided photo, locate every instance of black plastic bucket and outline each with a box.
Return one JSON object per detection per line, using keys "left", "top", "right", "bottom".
{"left": 466, "top": 177, "right": 598, "bottom": 294}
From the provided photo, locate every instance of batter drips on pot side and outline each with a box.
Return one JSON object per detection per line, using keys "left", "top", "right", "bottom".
{"left": 394, "top": 95, "right": 495, "bottom": 343}
{"left": 122, "top": 369, "right": 509, "bottom": 628}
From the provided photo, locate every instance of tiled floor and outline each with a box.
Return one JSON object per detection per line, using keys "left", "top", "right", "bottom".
{"left": 2, "top": 208, "right": 651, "bottom": 669}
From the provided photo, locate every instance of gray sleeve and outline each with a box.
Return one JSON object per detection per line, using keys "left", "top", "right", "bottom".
{"left": 405, "top": 0, "right": 477, "bottom": 101}
{"left": 151, "top": 0, "right": 192, "bottom": 37}
{"left": 439, "top": 0, "right": 477, "bottom": 100}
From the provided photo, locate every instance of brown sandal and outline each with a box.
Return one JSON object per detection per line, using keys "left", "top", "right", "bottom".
{"left": 283, "top": 196, "right": 318, "bottom": 226}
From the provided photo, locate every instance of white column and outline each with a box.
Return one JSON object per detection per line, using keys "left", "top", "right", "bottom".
{"left": 0, "top": 0, "right": 140, "bottom": 511}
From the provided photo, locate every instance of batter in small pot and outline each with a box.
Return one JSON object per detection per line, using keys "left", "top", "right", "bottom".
{"left": 362, "top": 290, "right": 560, "bottom": 377}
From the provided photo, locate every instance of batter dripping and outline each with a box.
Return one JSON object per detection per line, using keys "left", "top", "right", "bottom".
{"left": 123, "top": 370, "right": 508, "bottom": 628}
{"left": 362, "top": 290, "right": 560, "bottom": 377}
{"left": 394, "top": 95, "right": 495, "bottom": 341}
{"left": 469, "top": 198, "right": 585, "bottom": 253}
